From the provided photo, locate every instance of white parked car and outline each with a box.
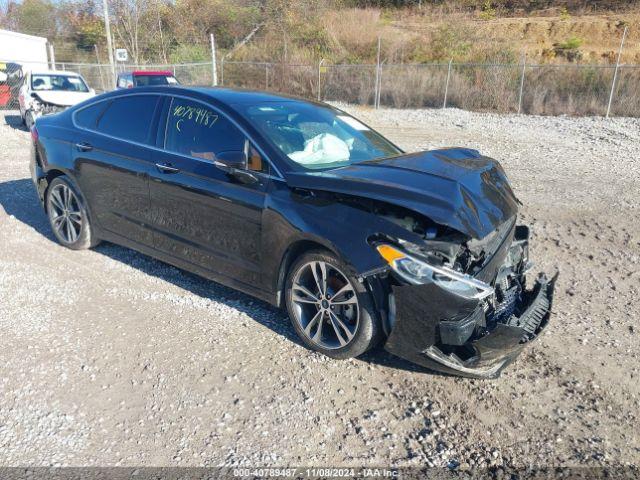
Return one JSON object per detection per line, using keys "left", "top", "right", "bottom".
{"left": 19, "top": 70, "right": 95, "bottom": 128}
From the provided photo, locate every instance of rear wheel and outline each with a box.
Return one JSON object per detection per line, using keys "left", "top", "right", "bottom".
{"left": 285, "top": 250, "right": 380, "bottom": 359}
{"left": 46, "top": 176, "right": 99, "bottom": 250}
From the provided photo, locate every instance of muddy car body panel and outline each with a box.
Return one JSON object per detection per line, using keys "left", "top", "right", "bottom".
{"left": 30, "top": 86, "right": 555, "bottom": 378}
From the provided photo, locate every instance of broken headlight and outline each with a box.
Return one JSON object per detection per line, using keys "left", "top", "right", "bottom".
{"left": 376, "top": 244, "right": 494, "bottom": 300}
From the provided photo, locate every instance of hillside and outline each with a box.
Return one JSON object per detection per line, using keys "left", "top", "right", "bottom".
{"left": 1, "top": 0, "right": 638, "bottom": 66}
{"left": 237, "top": 6, "right": 639, "bottom": 65}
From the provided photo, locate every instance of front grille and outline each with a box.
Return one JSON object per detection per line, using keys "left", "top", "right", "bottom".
{"left": 492, "top": 283, "right": 521, "bottom": 323}
{"left": 42, "top": 105, "right": 66, "bottom": 115}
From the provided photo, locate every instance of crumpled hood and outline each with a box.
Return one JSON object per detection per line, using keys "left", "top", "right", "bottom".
{"left": 32, "top": 90, "right": 95, "bottom": 107}
{"left": 285, "top": 148, "right": 519, "bottom": 240}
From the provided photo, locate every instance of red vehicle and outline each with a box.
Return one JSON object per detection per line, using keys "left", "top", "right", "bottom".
{"left": 116, "top": 70, "right": 179, "bottom": 89}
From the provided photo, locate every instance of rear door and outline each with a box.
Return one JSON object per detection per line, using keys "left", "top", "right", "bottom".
{"left": 72, "top": 94, "right": 162, "bottom": 247}
{"left": 149, "top": 95, "right": 271, "bottom": 290}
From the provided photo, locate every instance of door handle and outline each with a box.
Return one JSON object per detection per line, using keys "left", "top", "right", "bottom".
{"left": 75, "top": 142, "right": 93, "bottom": 152}
{"left": 155, "top": 163, "right": 180, "bottom": 174}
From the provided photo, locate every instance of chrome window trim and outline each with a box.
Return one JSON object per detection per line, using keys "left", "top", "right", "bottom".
{"left": 71, "top": 91, "right": 285, "bottom": 181}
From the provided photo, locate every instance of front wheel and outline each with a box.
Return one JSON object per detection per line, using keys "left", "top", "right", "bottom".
{"left": 285, "top": 250, "right": 381, "bottom": 359}
{"left": 46, "top": 176, "right": 99, "bottom": 250}
{"left": 25, "top": 110, "right": 37, "bottom": 130}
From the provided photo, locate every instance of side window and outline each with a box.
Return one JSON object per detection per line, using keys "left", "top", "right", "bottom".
{"left": 97, "top": 95, "right": 159, "bottom": 143}
{"left": 165, "top": 97, "right": 245, "bottom": 162}
{"left": 75, "top": 102, "right": 108, "bottom": 129}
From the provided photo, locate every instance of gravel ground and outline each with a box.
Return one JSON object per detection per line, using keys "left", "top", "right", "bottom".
{"left": 0, "top": 106, "right": 639, "bottom": 471}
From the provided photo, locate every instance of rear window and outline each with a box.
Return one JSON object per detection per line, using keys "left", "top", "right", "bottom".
{"left": 75, "top": 102, "right": 108, "bottom": 129}
{"left": 96, "top": 95, "right": 159, "bottom": 143}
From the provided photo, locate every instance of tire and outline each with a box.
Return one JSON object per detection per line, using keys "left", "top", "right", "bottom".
{"left": 25, "top": 110, "right": 36, "bottom": 130}
{"left": 285, "top": 250, "right": 381, "bottom": 360}
{"left": 45, "top": 176, "right": 99, "bottom": 250}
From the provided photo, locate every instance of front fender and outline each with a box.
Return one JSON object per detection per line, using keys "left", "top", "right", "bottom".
{"left": 263, "top": 180, "right": 424, "bottom": 301}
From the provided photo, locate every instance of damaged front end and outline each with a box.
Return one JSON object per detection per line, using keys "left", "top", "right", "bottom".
{"left": 375, "top": 218, "right": 556, "bottom": 379}
{"left": 285, "top": 146, "right": 556, "bottom": 378}
{"left": 29, "top": 94, "right": 68, "bottom": 122}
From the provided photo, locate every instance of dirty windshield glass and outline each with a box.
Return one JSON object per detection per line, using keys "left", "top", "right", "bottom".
{"left": 242, "top": 102, "right": 401, "bottom": 170}
{"left": 31, "top": 74, "right": 89, "bottom": 92}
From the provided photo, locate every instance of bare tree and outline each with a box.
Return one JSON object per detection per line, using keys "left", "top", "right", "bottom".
{"left": 110, "top": 0, "right": 145, "bottom": 64}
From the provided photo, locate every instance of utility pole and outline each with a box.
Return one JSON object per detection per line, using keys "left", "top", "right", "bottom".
{"left": 101, "top": 0, "right": 116, "bottom": 89}
{"left": 210, "top": 33, "right": 218, "bottom": 86}
{"left": 606, "top": 26, "right": 628, "bottom": 118}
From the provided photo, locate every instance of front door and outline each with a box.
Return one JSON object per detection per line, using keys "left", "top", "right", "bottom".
{"left": 149, "top": 96, "right": 271, "bottom": 291}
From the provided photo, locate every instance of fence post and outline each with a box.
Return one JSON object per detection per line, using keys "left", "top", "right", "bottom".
{"left": 47, "top": 43, "right": 56, "bottom": 70}
{"left": 94, "top": 45, "right": 106, "bottom": 92}
{"left": 265, "top": 63, "right": 269, "bottom": 90}
{"left": 317, "top": 58, "right": 325, "bottom": 101}
{"left": 376, "top": 62, "right": 383, "bottom": 108}
{"left": 443, "top": 58, "right": 452, "bottom": 108}
{"left": 517, "top": 53, "right": 526, "bottom": 114}
{"left": 374, "top": 37, "right": 381, "bottom": 109}
{"left": 210, "top": 33, "right": 218, "bottom": 86}
{"left": 606, "top": 26, "right": 628, "bottom": 118}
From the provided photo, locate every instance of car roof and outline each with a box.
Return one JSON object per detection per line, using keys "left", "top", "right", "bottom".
{"left": 190, "top": 86, "right": 318, "bottom": 105}
{"left": 104, "top": 85, "right": 321, "bottom": 107}
{"left": 29, "top": 70, "right": 82, "bottom": 76}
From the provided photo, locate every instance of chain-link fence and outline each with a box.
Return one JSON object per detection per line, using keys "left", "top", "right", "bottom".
{"left": 2, "top": 58, "right": 640, "bottom": 117}
{"left": 220, "top": 60, "right": 639, "bottom": 117}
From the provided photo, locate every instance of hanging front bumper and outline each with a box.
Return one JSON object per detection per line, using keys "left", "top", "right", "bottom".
{"left": 383, "top": 271, "right": 556, "bottom": 379}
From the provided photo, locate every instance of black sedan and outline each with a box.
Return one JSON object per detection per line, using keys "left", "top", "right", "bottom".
{"left": 29, "top": 86, "right": 556, "bottom": 378}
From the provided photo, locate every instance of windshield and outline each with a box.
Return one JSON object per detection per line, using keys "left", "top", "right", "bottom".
{"left": 134, "top": 74, "right": 178, "bottom": 86}
{"left": 241, "top": 102, "right": 402, "bottom": 170}
{"left": 31, "top": 74, "right": 89, "bottom": 93}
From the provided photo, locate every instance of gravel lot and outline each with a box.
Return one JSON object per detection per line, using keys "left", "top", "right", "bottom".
{"left": 1, "top": 106, "right": 639, "bottom": 471}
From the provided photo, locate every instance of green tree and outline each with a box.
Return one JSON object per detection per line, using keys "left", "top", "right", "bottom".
{"left": 16, "top": 0, "right": 57, "bottom": 38}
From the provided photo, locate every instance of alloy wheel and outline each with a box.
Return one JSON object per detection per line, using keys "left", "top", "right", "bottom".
{"left": 48, "top": 183, "right": 83, "bottom": 244}
{"left": 290, "top": 260, "right": 360, "bottom": 350}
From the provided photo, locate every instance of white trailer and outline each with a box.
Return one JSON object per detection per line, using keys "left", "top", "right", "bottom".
{"left": 0, "top": 29, "right": 49, "bottom": 70}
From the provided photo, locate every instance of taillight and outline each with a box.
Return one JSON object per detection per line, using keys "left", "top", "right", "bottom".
{"left": 30, "top": 125, "right": 39, "bottom": 143}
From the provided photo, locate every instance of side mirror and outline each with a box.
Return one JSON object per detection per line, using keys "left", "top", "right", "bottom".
{"left": 215, "top": 150, "right": 258, "bottom": 185}
{"left": 30, "top": 92, "right": 38, "bottom": 98}
{"left": 215, "top": 150, "right": 247, "bottom": 170}
{"left": 89, "top": 88, "right": 95, "bottom": 95}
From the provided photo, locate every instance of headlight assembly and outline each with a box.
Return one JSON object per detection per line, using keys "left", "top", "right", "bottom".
{"left": 376, "top": 244, "right": 494, "bottom": 300}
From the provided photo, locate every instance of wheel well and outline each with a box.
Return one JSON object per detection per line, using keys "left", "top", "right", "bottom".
{"left": 42, "top": 169, "right": 66, "bottom": 212}
{"left": 276, "top": 240, "right": 333, "bottom": 308}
